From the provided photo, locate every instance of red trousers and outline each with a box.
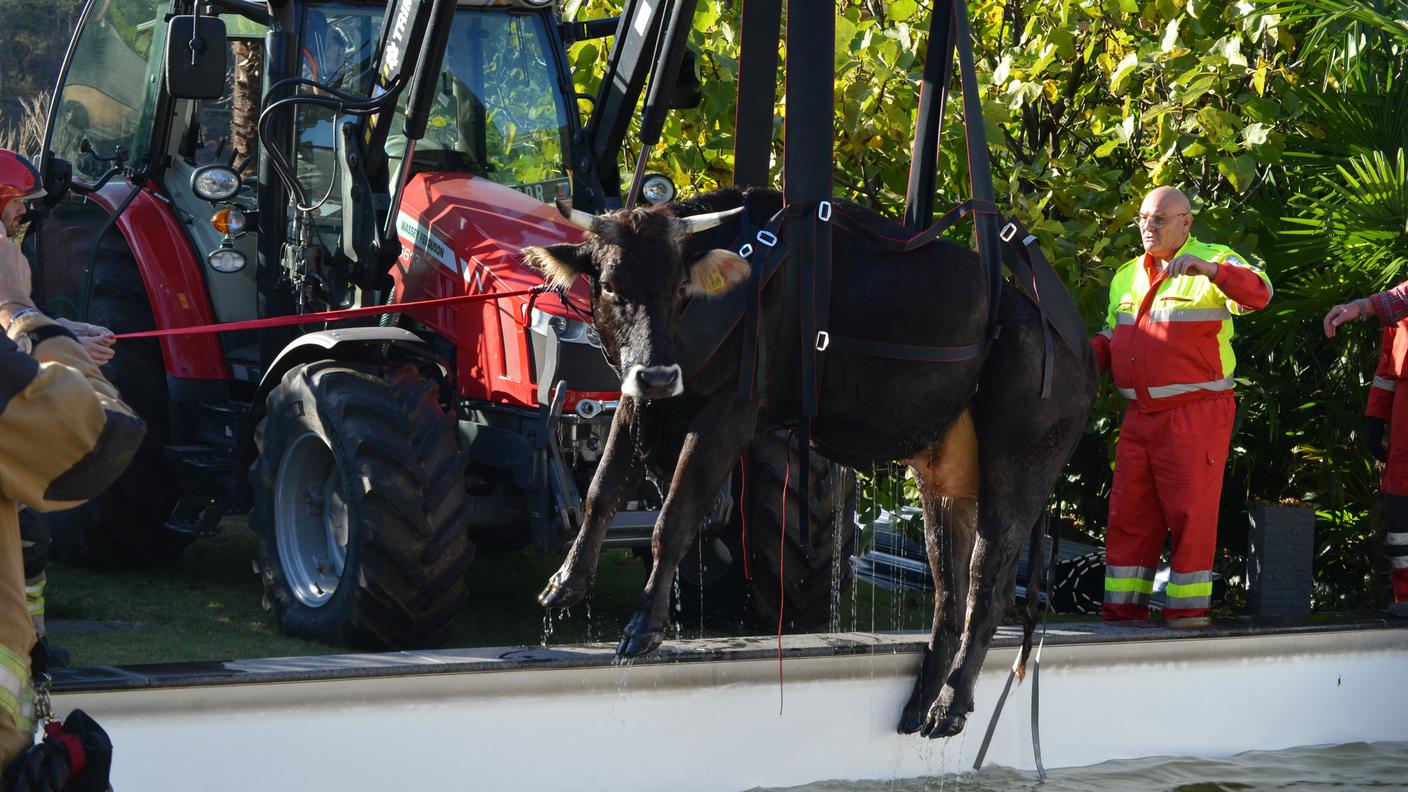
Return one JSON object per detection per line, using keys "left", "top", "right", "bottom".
{"left": 1381, "top": 386, "right": 1408, "bottom": 602}
{"left": 1103, "top": 396, "right": 1235, "bottom": 621}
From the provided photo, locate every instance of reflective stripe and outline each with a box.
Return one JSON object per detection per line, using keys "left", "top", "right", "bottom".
{"left": 1104, "top": 588, "right": 1150, "bottom": 605}
{"left": 1394, "top": 557, "right": 1408, "bottom": 570}
{"left": 1147, "top": 376, "right": 1235, "bottom": 399}
{"left": 1164, "top": 593, "right": 1212, "bottom": 610}
{"left": 1115, "top": 312, "right": 1136, "bottom": 326}
{"left": 1374, "top": 376, "right": 1398, "bottom": 392}
{"left": 1165, "top": 581, "right": 1213, "bottom": 600}
{"left": 0, "top": 645, "right": 31, "bottom": 732}
{"left": 1098, "top": 329, "right": 1114, "bottom": 339}
{"left": 1146, "top": 307, "right": 1232, "bottom": 323}
{"left": 1388, "top": 532, "right": 1408, "bottom": 545}
{"left": 1106, "top": 564, "right": 1155, "bottom": 579}
{"left": 1118, "top": 387, "right": 1137, "bottom": 400}
{"left": 1168, "top": 570, "right": 1213, "bottom": 585}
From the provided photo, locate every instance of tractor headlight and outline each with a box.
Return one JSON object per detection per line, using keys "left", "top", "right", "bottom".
{"left": 191, "top": 164, "right": 242, "bottom": 202}
{"left": 640, "top": 173, "right": 677, "bottom": 206}
{"left": 208, "top": 245, "right": 247, "bottom": 273}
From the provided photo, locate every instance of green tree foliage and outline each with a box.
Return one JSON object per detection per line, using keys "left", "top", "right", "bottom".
{"left": 567, "top": 0, "right": 1406, "bottom": 608}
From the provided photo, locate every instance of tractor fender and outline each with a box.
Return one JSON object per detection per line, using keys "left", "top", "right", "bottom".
{"left": 239, "top": 327, "right": 443, "bottom": 482}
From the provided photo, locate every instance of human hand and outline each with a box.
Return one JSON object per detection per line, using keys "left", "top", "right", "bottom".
{"left": 56, "top": 317, "right": 117, "bottom": 365}
{"left": 1323, "top": 300, "right": 1364, "bottom": 338}
{"left": 1163, "top": 253, "right": 1217, "bottom": 279}
{"left": 1366, "top": 417, "right": 1388, "bottom": 463}
{"left": 0, "top": 223, "right": 34, "bottom": 309}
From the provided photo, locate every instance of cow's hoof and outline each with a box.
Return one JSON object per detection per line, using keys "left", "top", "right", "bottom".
{"left": 897, "top": 683, "right": 931, "bottom": 734}
{"left": 616, "top": 612, "right": 664, "bottom": 658}
{"left": 922, "top": 712, "right": 967, "bottom": 739}
{"left": 921, "top": 690, "right": 972, "bottom": 739}
{"left": 537, "top": 570, "right": 590, "bottom": 610}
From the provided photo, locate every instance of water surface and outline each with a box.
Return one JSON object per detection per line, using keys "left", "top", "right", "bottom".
{"left": 760, "top": 741, "right": 1408, "bottom": 791}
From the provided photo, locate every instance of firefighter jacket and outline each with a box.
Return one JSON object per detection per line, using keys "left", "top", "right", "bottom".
{"left": 1366, "top": 322, "right": 1408, "bottom": 422}
{"left": 1091, "top": 236, "right": 1273, "bottom": 412}
{"left": 0, "top": 312, "right": 144, "bottom": 767}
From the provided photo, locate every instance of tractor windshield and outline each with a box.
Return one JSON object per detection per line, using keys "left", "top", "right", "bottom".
{"left": 389, "top": 11, "right": 572, "bottom": 203}
{"left": 295, "top": 6, "right": 572, "bottom": 208}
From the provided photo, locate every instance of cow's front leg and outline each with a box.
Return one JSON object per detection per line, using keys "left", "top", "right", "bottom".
{"left": 539, "top": 398, "right": 641, "bottom": 611}
{"left": 617, "top": 397, "right": 757, "bottom": 658}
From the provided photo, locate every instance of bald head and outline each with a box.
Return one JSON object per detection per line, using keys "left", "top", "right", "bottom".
{"left": 1138, "top": 187, "right": 1193, "bottom": 259}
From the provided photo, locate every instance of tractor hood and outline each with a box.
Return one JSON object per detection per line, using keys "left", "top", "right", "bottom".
{"left": 393, "top": 171, "right": 591, "bottom": 309}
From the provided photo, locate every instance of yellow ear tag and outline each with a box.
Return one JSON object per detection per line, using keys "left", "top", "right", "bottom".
{"left": 706, "top": 270, "right": 726, "bottom": 294}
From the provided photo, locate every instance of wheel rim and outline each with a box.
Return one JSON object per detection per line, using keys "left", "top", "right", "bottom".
{"left": 274, "top": 430, "right": 349, "bottom": 608}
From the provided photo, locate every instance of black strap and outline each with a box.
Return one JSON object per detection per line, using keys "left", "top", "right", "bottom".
{"left": 733, "top": 0, "right": 782, "bottom": 188}
{"left": 821, "top": 334, "right": 983, "bottom": 362}
{"left": 904, "top": 1, "right": 959, "bottom": 230}
{"left": 26, "top": 324, "right": 79, "bottom": 349}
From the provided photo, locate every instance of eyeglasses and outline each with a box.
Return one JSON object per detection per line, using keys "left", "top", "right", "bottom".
{"left": 1136, "top": 212, "right": 1188, "bottom": 229}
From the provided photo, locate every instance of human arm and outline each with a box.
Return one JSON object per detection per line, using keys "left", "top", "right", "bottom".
{"left": 0, "top": 238, "right": 145, "bottom": 511}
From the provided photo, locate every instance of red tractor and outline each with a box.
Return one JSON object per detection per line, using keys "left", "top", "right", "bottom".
{"left": 14, "top": 0, "right": 853, "bottom": 649}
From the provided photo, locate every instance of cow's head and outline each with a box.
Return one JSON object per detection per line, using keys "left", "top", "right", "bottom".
{"left": 522, "top": 201, "right": 750, "bottom": 400}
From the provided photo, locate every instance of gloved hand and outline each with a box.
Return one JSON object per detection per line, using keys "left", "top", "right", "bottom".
{"left": 2, "top": 710, "right": 112, "bottom": 792}
{"left": 1366, "top": 418, "right": 1387, "bottom": 463}
{"left": 2, "top": 736, "right": 70, "bottom": 792}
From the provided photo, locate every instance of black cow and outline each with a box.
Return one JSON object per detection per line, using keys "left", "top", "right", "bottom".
{"left": 524, "top": 187, "right": 1096, "bottom": 738}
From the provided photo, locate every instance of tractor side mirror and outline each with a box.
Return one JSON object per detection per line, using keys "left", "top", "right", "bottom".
{"left": 41, "top": 155, "right": 71, "bottom": 208}
{"left": 163, "top": 15, "right": 228, "bottom": 100}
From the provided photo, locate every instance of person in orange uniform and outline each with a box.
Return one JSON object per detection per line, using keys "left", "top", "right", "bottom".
{"left": 1090, "top": 187, "right": 1273, "bottom": 627}
{"left": 1323, "top": 288, "right": 1408, "bottom": 618}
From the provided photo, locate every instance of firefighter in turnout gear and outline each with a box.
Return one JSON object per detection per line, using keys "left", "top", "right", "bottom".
{"left": 1091, "top": 187, "right": 1273, "bottom": 627}
{"left": 0, "top": 208, "right": 138, "bottom": 786}
{"left": 1323, "top": 284, "right": 1408, "bottom": 616}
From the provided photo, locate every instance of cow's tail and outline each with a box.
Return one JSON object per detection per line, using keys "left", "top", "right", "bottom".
{"left": 1015, "top": 507, "right": 1055, "bottom": 680}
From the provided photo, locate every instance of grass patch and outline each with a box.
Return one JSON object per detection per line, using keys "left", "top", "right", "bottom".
{"left": 46, "top": 518, "right": 938, "bottom": 667}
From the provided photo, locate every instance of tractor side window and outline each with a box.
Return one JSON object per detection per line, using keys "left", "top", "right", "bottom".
{"left": 48, "top": 0, "right": 165, "bottom": 184}
{"left": 292, "top": 6, "right": 384, "bottom": 238}
{"left": 390, "top": 11, "right": 571, "bottom": 204}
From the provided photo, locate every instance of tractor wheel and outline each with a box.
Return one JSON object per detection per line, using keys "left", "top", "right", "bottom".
{"left": 249, "top": 361, "right": 474, "bottom": 649}
{"left": 679, "top": 430, "right": 857, "bottom": 633}
{"left": 48, "top": 235, "right": 190, "bottom": 567}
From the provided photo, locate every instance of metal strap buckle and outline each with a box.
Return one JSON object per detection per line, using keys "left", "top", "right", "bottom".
{"left": 1000, "top": 222, "right": 1018, "bottom": 242}
{"left": 815, "top": 330, "right": 831, "bottom": 351}
{"left": 817, "top": 201, "right": 832, "bottom": 222}
{"left": 756, "top": 230, "right": 778, "bottom": 247}
{"left": 738, "top": 243, "right": 754, "bottom": 259}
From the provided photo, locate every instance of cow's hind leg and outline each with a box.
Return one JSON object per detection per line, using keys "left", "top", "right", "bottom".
{"left": 540, "top": 397, "right": 641, "bottom": 610}
{"left": 898, "top": 412, "right": 978, "bottom": 734}
{"left": 923, "top": 303, "right": 1094, "bottom": 738}
{"left": 617, "top": 396, "right": 758, "bottom": 658}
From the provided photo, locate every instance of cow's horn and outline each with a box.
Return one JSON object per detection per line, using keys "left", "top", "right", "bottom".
{"left": 679, "top": 206, "right": 745, "bottom": 233}
{"left": 555, "top": 198, "right": 598, "bottom": 232}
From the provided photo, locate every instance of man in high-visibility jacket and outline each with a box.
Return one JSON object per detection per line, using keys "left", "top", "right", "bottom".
{"left": 1091, "top": 187, "right": 1273, "bottom": 627}
{"left": 1323, "top": 286, "right": 1408, "bottom": 616}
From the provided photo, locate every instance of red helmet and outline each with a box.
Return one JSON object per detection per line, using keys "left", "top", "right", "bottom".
{"left": 0, "top": 150, "right": 45, "bottom": 210}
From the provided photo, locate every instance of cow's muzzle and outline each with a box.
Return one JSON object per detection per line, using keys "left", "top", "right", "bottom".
{"left": 622, "top": 364, "right": 684, "bottom": 400}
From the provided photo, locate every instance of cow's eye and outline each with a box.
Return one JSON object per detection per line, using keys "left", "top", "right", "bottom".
{"left": 599, "top": 280, "right": 615, "bottom": 297}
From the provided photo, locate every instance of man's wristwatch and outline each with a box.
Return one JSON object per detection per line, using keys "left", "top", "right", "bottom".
{"left": 0, "top": 304, "right": 39, "bottom": 334}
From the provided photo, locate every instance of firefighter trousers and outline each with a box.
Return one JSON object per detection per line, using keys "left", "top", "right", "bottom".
{"left": 1379, "top": 387, "right": 1408, "bottom": 602}
{"left": 1103, "top": 396, "right": 1235, "bottom": 621}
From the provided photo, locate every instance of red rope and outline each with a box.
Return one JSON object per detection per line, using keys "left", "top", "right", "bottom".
{"left": 113, "top": 287, "right": 543, "bottom": 339}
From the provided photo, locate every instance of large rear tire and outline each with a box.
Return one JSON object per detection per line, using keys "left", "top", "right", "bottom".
{"left": 48, "top": 235, "right": 190, "bottom": 567}
{"left": 681, "top": 430, "right": 857, "bottom": 633}
{"left": 250, "top": 361, "right": 474, "bottom": 649}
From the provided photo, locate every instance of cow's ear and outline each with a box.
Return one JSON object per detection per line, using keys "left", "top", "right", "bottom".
{"left": 522, "top": 244, "right": 595, "bottom": 290}
{"left": 685, "top": 249, "right": 751, "bottom": 298}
